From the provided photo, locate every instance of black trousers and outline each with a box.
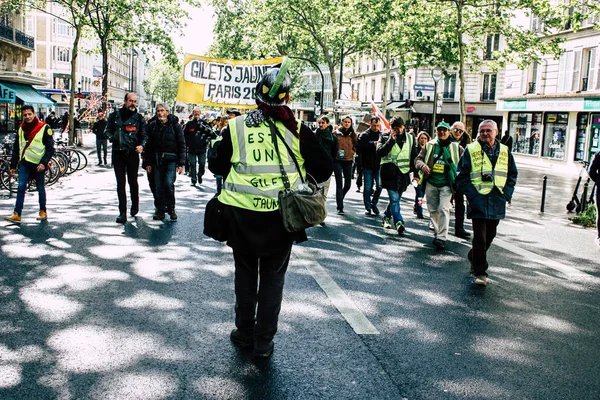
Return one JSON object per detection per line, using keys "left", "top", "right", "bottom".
{"left": 113, "top": 150, "right": 140, "bottom": 214}
{"left": 333, "top": 161, "right": 352, "bottom": 211}
{"left": 469, "top": 218, "right": 500, "bottom": 276}
{"left": 595, "top": 190, "right": 599, "bottom": 238}
{"left": 454, "top": 189, "right": 467, "bottom": 230}
{"left": 232, "top": 246, "right": 291, "bottom": 344}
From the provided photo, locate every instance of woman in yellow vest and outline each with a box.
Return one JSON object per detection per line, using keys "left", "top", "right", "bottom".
{"left": 4, "top": 105, "right": 55, "bottom": 224}
{"left": 455, "top": 120, "right": 518, "bottom": 286}
{"left": 415, "top": 121, "right": 463, "bottom": 250}
{"left": 208, "top": 59, "right": 333, "bottom": 358}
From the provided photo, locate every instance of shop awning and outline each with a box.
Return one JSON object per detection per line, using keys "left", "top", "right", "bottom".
{"left": 0, "top": 81, "right": 55, "bottom": 105}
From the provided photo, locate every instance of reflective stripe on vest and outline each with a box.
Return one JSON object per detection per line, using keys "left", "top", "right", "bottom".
{"left": 467, "top": 141, "right": 509, "bottom": 195}
{"left": 418, "top": 140, "right": 459, "bottom": 184}
{"left": 218, "top": 116, "right": 305, "bottom": 211}
{"left": 380, "top": 133, "right": 414, "bottom": 173}
{"left": 18, "top": 125, "right": 50, "bottom": 165}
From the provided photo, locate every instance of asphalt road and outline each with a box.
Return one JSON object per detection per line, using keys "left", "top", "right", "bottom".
{"left": 1, "top": 146, "right": 598, "bottom": 400}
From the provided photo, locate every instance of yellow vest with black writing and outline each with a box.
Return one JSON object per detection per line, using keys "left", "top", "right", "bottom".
{"left": 418, "top": 140, "right": 460, "bottom": 184}
{"left": 18, "top": 124, "right": 51, "bottom": 165}
{"left": 218, "top": 116, "right": 305, "bottom": 211}
{"left": 380, "top": 133, "right": 414, "bottom": 173}
{"left": 467, "top": 141, "right": 509, "bottom": 194}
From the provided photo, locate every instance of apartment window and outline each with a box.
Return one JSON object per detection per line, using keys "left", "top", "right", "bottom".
{"left": 528, "top": 63, "right": 538, "bottom": 94}
{"left": 564, "top": 6, "right": 574, "bottom": 30}
{"left": 371, "top": 79, "right": 376, "bottom": 101}
{"left": 581, "top": 47, "right": 597, "bottom": 91}
{"left": 356, "top": 83, "right": 361, "bottom": 101}
{"left": 53, "top": 19, "right": 72, "bottom": 37}
{"left": 484, "top": 34, "right": 500, "bottom": 60}
{"left": 531, "top": 15, "right": 541, "bottom": 32}
{"left": 481, "top": 74, "right": 496, "bottom": 101}
{"left": 443, "top": 74, "right": 456, "bottom": 99}
{"left": 389, "top": 76, "right": 396, "bottom": 100}
{"left": 52, "top": 46, "right": 70, "bottom": 62}
{"left": 381, "top": 78, "right": 385, "bottom": 101}
{"left": 24, "top": 17, "right": 33, "bottom": 33}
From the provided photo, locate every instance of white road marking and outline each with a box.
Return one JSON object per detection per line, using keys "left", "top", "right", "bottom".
{"left": 493, "top": 238, "right": 593, "bottom": 280}
{"left": 294, "top": 248, "right": 380, "bottom": 335}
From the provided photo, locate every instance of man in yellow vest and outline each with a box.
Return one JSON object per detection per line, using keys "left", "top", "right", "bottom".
{"left": 456, "top": 120, "right": 518, "bottom": 286}
{"left": 415, "top": 121, "right": 463, "bottom": 249}
{"left": 377, "top": 116, "right": 418, "bottom": 235}
{"left": 4, "top": 105, "right": 55, "bottom": 224}
{"left": 208, "top": 58, "right": 333, "bottom": 358}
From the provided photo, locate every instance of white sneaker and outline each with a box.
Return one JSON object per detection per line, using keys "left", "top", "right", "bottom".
{"left": 475, "top": 275, "right": 487, "bottom": 286}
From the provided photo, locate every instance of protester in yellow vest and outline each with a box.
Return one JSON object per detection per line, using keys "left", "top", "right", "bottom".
{"left": 208, "top": 58, "right": 333, "bottom": 358}
{"left": 4, "top": 105, "right": 55, "bottom": 224}
{"left": 455, "top": 120, "right": 518, "bottom": 286}
{"left": 415, "top": 121, "right": 463, "bottom": 250}
{"left": 376, "top": 116, "right": 418, "bottom": 235}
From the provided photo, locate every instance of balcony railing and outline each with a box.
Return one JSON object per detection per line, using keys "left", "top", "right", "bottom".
{"left": 582, "top": 78, "right": 588, "bottom": 92}
{"left": 528, "top": 82, "right": 536, "bottom": 94}
{"left": 0, "top": 23, "right": 34, "bottom": 50}
{"left": 480, "top": 91, "right": 496, "bottom": 102}
{"left": 442, "top": 91, "right": 455, "bottom": 100}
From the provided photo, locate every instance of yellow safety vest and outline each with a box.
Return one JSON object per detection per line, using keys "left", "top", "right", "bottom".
{"left": 18, "top": 124, "right": 51, "bottom": 165}
{"left": 418, "top": 140, "right": 460, "bottom": 184}
{"left": 218, "top": 116, "right": 305, "bottom": 211}
{"left": 467, "top": 141, "right": 509, "bottom": 194}
{"left": 380, "top": 133, "right": 414, "bottom": 173}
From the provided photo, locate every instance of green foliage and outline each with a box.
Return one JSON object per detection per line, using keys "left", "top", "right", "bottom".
{"left": 143, "top": 59, "right": 181, "bottom": 107}
{"left": 571, "top": 204, "right": 597, "bottom": 228}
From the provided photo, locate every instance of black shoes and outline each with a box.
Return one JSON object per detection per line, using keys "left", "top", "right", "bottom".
{"left": 169, "top": 210, "right": 178, "bottom": 221}
{"left": 198, "top": 177, "right": 203, "bottom": 184}
{"left": 130, "top": 205, "right": 139, "bottom": 217}
{"left": 153, "top": 212, "right": 165, "bottom": 220}
{"left": 371, "top": 205, "right": 380, "bottom": 215}
{"left": 230, "top": 329, "right": 253, "bottom": 349}
{"left": 433, "top": 238, "right": 445, "bottom": 249}
{"left": 455, "top": 227, "right": 471, "bottom": 238}
{"left": 253, "top": 340, "right": 274, "bottom": 359}
{"left": 116, "top": 214, "right": 127, "bottom": 223}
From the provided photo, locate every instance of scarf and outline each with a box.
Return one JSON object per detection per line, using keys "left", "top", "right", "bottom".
{"left": 338, "top": 126, "right": 354, "bottom": 136}
{"left": 20, "top": 116, "right": 44, "bottom": 141}
{"left": 245, "top": 102, "right": 299, "bottom": 138}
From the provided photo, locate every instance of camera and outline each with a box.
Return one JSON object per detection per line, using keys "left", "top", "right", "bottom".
{"left": 482, "top": 173, "right": 493, "bottom": 182}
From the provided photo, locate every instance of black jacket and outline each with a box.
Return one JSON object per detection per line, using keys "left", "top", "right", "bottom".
{"left": 357, "top": 128, "right": 382, "bottom": 170}
{"left": 92, "top": 119, "right": 107, "bottom": 140}
{"left": 376, "top": 132, "right": 418, "bottom": 191}
{"left": 144, "top": 114, "right": 186, "bottom": 167}
{"left": 184, "top": 119, "right": 215, "bottom": 153}
{"left": 105, "top": 107, "right": 147, "bottom": 152}
{"left": 209, "top": 118, "right": 333, "bottom": 254}
{"left": 588, "top": 151, "right": 600, "bottom": 197}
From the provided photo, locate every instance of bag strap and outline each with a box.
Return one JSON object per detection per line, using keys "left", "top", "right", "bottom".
{"left": 268, "top": 120, "right": 305, "bottom": 190}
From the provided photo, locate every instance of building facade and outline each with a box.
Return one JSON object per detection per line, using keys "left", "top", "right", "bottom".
{"left": 499, "top": 14, "right": 600, "bottom": 171}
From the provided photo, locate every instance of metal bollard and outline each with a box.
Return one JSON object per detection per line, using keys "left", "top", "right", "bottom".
{"left": 581, "top": 182, "right": 589, "bottom": 213}
{"left": 540, "top": 175, "right": 547, "bottom": 212}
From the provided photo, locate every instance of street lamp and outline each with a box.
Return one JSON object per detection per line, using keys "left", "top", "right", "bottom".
{"left": 77, "top": 82, "right": 82, "bottom": 113}
{"left": 431, "top": 67, "right": 443, "bottom": 137}
{"left": 130, "top": 48, "right": 138, "bottom": 92}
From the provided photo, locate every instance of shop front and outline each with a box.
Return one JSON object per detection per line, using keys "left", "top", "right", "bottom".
{"left": 498, "top": 96, "right": 600, "bottom": 170}
{"left": 0, "top": 80, "right": 55, "bottom": 133}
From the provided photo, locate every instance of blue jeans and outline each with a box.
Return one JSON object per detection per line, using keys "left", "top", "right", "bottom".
{"left": 386, "top": 189, "right": 404, "bottom": 225}
{"left": 153, "top": 162, "right": 177, "bottom": 212}
{"left": 15, "top": 162, "right": 46, "bottom": 215}
{"left": 188, "top": 151, "right": 207, "bottom": 184}
{"left": 333, "top": 161, "right": 352, "bottom": 211}
{"left": 362, "top": 168, "right": 382, "bottom": 210}
{"left": 414, "top": 184, "right": 425, "bottom": 217}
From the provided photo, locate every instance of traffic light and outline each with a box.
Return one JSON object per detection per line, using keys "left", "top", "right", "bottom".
{"left": 314, "top": 92, "right": 321, "bottom": 106}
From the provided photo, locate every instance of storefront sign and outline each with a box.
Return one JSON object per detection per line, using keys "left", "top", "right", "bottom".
{"left": 466, "top": 105, "right": 476, "bottom": 113}
{"left": 176, "top": 54, "right": 283, "bottom": 107}
{"left": 502, "top": 100, "right": 527, "bottom": 110}
{"left": 584, "top": 98, "right": 600, "bottom": 111}
{"left": 0, "top": 83, "right": 16, "bottom": 103}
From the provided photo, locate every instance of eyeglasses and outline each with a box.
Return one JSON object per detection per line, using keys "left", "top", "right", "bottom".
{"left": 452, "top": 128, "right": 465, "bottom": 135}
{"left": 436, "top": 128, "right": 448, "bottom": 132}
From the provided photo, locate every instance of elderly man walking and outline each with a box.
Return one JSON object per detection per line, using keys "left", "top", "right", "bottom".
{"left": 456, "top": 120, "right": 518, "bottom": 286}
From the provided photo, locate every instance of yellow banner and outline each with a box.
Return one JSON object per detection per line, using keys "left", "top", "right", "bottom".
{"left": 176, "top": 54, "right": 284, "bottom": 108}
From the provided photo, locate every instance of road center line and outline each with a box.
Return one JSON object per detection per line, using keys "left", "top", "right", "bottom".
{"left": 294, "top": 248, "right": 380, "bottom": 335}
{"left": 493, "top": 238, "right": 594, "bottom": 280}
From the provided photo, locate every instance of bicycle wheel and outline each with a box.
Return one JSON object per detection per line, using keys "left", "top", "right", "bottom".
{"left": 73, "top": 149, "right": 87, "bottom": 170}
{"left": 65, "top": 149, "right": 81, "bottom": 174}
{"left": 54, "top": 151, "right": 70, "bottom": 176}
{"left": 45, "top": 157, "right": 61, "bottom": 186}
{"left": 0, "top": 165, "right": 18, "bottom": 193}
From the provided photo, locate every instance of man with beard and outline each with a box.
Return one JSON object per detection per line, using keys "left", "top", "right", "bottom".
{"left": 357, "top": 116, "right": 383, "bottom": 215}
{"left": 144, "top": 104, "right": 185, "bottom": 221}
{"left": 105, "top": 92, "right": 147, "bottom": 223}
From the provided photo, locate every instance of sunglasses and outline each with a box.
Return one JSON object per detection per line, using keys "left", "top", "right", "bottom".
{"left": 436, "top": 127, "right": 448, "bottom": 132}
{"left": 452, "top": 128, "right": 465, "bottom": 135}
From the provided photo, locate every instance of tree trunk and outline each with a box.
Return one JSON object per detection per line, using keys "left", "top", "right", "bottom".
{"left": 69, "top": 27, "right": 80, "bottom": 146}
{"left": 382, "top": 48, "right": 391, "bottom": 116}
{"left": 457, "top": 0, "right": 466, "bottom": 124}
{"left": 101, "top": 37, "right": 109, "bottom": 111}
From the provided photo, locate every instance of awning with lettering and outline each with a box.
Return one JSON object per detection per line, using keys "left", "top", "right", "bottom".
{"left": 0, "top": 81, "right": 55, "bottom": 105}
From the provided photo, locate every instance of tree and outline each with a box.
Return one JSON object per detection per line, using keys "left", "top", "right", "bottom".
{"left": 143, "top": 60, "right": 181, "bottom": 111}
{"left": 210, "top": 0, "right": 370, "bottom": 103}
{"left": 87, "top": 0, "right": 195, "bottom": 110}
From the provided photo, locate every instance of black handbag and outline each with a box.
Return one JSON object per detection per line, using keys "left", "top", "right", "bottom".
{"left": 203, "top": 195, "right": 227, "bottom": 242}
{"left": 269, "top": 121, "right": 327, "bottom": 232}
